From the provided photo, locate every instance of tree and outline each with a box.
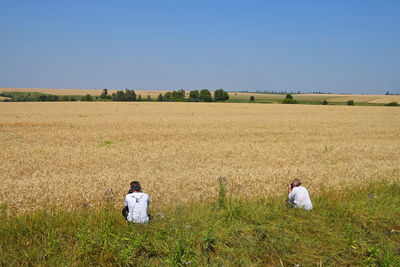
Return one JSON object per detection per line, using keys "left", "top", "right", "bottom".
{"left": 147, "top": 95, "right": 151, "bottom": 101}
{"left": 385, "top": 102, "right": 399, "bottom": 106}
{"left": 386, "top": 91, "right": 390, "bottom": 95}
{"left": 282, "top": 98, "right": 297, "bottom": 104}
{"left": 172, "top": 89, "right": 185, "bottom": 99}
{"left": 157, "top": 93, "right": 164, "bottom": 101}
{"left": 47, "top": 95, "right": 59, "bottom": 101}
{"left": 199, "top": 89, "right": 212, "bottom": 102}
{"left": 164, "top": 92, "right": 173, "bottom": 101}
{"left": 81, "top": 94, "right": 93, "bottom": 101}
{"left": 100, "top": 89, "right": 108, "bottom": 99}
{"left": 250, "top": 96, "right": 255, "bottom": 102}
{"left": 124, "top": 89, "right": 136, "bottom": 101}
{"left": 214, "top": 89, "right": 229, "bottom": 101}
{"left": 62, "top": 96, "right": 70, "bottom": 101}
{"left": 138, "top": 94, "right": 142, "bottom": 101}
{"left": 285, "top": 93, "right": 293, "bottom": 99}
{"left": 115, "top": 91, "right": 125, "bottom": 101}
{"left": 189, "top": 90, "right": 200, "bottom": 101}
{"left": 38, "top": 95, "right": 48, "bottom": 101}
{"left": 347, "top": 100, "right": 354, "bottom": 106}
{"left": 322, "top": 99, "right": 328, "bottom": 105}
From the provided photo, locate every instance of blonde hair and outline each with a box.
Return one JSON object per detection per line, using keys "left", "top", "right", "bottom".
{"left": 292, "top": 178, "right": 302, "bottom": 187}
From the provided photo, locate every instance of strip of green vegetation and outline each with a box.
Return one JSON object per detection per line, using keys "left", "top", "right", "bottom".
{"left": 2, "top": 90, "right": 398, "bottom": 107}
{"left": 1, "top": 181, "right": 399, "bottom": 266}
{"left": 1, "top": 91, "right": 59, "bottom": 102}
{"left": 0, "top": 92, "right": 82, "bottom": 102}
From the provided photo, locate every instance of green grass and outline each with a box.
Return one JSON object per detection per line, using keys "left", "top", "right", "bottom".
{"left": 1, "top": 182, "right": 399, "bottom": 266}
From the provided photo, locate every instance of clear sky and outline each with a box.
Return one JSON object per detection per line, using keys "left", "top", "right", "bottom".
{"left": 1, "top": 0, "right": 399, "bottom": 94}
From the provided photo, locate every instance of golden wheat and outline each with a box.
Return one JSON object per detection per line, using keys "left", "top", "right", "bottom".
{"left": 0, "top": 102, "right": 399, "bottom": 213}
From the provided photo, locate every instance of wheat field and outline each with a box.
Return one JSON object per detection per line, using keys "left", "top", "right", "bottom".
{"left": 232, "top": 92, "right": 400, "bottom": 103}
{"left": 1, "top": 102, "right": 399, "bottom": 213}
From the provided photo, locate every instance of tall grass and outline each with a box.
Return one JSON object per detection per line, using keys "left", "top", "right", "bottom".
{"left": 1, "top": 181, "right": 399, "bottom": 266}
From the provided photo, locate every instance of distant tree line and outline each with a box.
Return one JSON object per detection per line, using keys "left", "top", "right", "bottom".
{"left": 385, "top": 91, "right": 400, "bottom": 95}
{"left": 237, "top": 90, "right": 334, "bottom": 95}
{"left": 0, "top": 92, "right": 65, "bottom": 102}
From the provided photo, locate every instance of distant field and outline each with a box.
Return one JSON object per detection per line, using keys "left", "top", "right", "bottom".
{"left": 232, "top": 92, "right": 399, "bottom": 104}
{"left": 1, "top": 102, "right": 399, "bottom": 214}
{"left": 0, "top": 88, "right": 167, "bottom": 98}
{"left": 1, "top": 88, "right": 398, "bottom": 104}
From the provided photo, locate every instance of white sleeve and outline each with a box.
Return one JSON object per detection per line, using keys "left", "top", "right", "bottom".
{"left": 124, "top": 195, "right": 128, "bottom": 207}
{"left": 288, "top": 190, "right": 295, "bottom": 200}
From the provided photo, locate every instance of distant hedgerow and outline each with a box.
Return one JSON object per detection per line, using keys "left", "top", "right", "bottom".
{"left": 385, "top": 102, "right": 399, "bottom": 106}
{"left": 282, "top": 98, "right": 297, "bottom": 104}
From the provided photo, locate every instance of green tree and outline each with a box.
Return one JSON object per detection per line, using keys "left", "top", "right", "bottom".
{"left": 189, "top": 90, "right": 200, "bottom": 101}
{"left": 48, "top": 95, "right": 59, "bottom": 101}
{"left": 81, "top": 94, "right": 93, "bottom": 101}
{"left": 250, "top": 96, "right": 255, "bottom": 102}
{"left": 100, "top": 89, "right": 108, "bottom": 99}
{"left": 157, "top": 93, "right": 164, "bottom": 101}
{"left": 285, "top": 93, "right": 293, "bottom": 99}
{"left": 199, "top": 89, "right": 212, "bottom": 102}
{"left": 38, "top": 95, "right": 48, "bottom": 101}
{"left": 124, "top": 89, "right": 136, "bottom": 101}
{"left": 282, "top": 98, "right": 297, "bottom": 104}
{"left": 164, "top": 92, "right": 173, "bottom": 101}
{"left": 385, "top": 102, "right": 399, "bottom": 106}
{"left": 138, "top": 94, "right": 142, "bottom": 101}
{"left": 147, "top": 95, "right": 151, "bottom": 101}
{"left": 214, "top": 89, "right": 229, "bottom": 101}
{"left": 172, "top": 89, "right": 185, "bottom": 99}
{"left": 322, "top": 99, "right": 328, "bottom": 105}
{"left": 347, "top": 100, "right": 354, "bottom": 106}
{"left": 115, "top": 91, "right": 125, "bottom": 101}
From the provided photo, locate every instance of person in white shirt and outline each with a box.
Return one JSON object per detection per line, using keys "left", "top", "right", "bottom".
{"left": 287, "top": 178, "right": 313, "bottom": 210}
{"left": 122, "top": 181, "right": 150, "bottom": 223}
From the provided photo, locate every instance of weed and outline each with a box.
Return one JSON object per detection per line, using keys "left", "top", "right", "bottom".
{"left": 99, "top": 140, "right": 113, "bottom": 147}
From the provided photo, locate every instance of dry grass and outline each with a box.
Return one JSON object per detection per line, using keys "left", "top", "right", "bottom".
{"left": 367, "top": 95, "right": 400, "bottom": 104}
{"left": 0, "top": 102, "right": 399, "bottom": 214}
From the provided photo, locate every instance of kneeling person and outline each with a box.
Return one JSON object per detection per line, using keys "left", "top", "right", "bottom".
{"left": 124, "top": 181, "right": 150, "bottom": 223}
{"left": 288, "top": 178, "right": 313, "bottom": 210}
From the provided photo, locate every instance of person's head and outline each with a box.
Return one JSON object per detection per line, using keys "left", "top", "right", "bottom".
{"left": 130, "top": 181, "right": 142, "bottom": 192}
{"left": 291, "top": 178, "right": 302, "bottom": 188}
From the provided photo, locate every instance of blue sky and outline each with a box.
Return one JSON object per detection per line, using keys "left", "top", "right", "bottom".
{"left": 0, "top": 0, "right": 399, "bottom": 94}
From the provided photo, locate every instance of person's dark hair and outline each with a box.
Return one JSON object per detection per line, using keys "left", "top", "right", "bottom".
{"left": 128, "top": 181, "right": 142, "bottom": 193}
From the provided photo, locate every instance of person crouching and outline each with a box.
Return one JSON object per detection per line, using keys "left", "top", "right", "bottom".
{"left": 122, "top": 181, "right": 150, "bottom": 223}
{"left": 287, "top": 178, "right": 313, "bottom": 210}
